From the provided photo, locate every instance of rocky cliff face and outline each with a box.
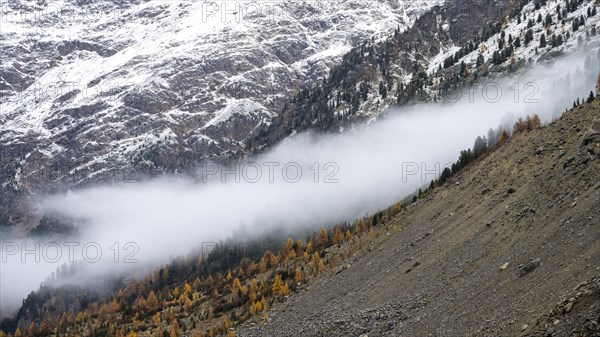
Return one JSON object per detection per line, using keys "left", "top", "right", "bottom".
{"left": 0, "top": 0, "right": 441, "bottom": 233}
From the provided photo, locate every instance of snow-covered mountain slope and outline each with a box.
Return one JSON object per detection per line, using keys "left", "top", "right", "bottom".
{"left": 427, "top": 0, "right": 599, "bottom": 74}
{"left": 247, "top": 0, "right": 599, "bottom": 150}
{"left": 0, "top": 0, "right": 441, "bottom": 230}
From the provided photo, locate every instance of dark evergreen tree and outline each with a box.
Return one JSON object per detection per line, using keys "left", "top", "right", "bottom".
{"left": 525, "top": 29, "right": 534, "bottom": 45}
{"left": 473, "top": 136, "right": 488, "bottom": 157}
{"left": 545, "top": 14, "right": 553, "bottom": 26}
{"left": 587, "top": 91, "right": 595, "bottom": 102}
{"left": 476, "top": 54, "right": 485, "bottom": 67}
{"left": 487, "top": 128, "right": 498, "bottom": 147}
{"left": 492, "top": 50, "right": 500, "bottom": 65}
{"left": 539, "top": 33, "right": 547, "bottom": 47}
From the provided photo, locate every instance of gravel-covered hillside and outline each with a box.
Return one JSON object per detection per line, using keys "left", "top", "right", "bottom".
{"left": 237, "top": 96, "right": 600, "bottom": 337}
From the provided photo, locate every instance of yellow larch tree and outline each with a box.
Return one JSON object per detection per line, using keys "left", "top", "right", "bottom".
{"left": 232, "top": 277, "right": 242, "bottom": 293}
{"left": 305, "top": 241, "right": 314, "bottom": 254}
{"left": 211, "top": 288, "right": 220, "bottom": 300}
{"left": 193, "top": 277, "right": 202, "bottom": 290}
{"left": 184, "top": 296, "right": 194, "bottom": 312}
{"left": 27, "top": 321, "right": 36, "bottom": 336}
{"left": 184, "top": 282, "right": 193, "bottom": 295}
{"left": 312, "top": 252, "right": 324, "bottom": 274}
{"left": 294, "top": 265, "right": 303, "bottom": 284}
{"left": 205, "top": 275, "right": 214, "bottom": 288}
{"left": 146, "top": 290, "right": 159, "bottom": 310}
{"left": 169, "top": 319, "right": 180, "bottom": 337}
{"left": 530, "top": 114, "right": 542, "bottom": 129}
{"left": 317, "top": 227, "right": 329, "bottom": 247}
{"left": 110, "top": 298, "right": 120, "bottom": 313}
{"left": 332, "top": 227, "right": 344, "bottom": 245}
{"left": 498, "top": 129, "right": 510, "bottom": 144}
{"left": 153, "top": 312, "right": 161, "bottom": 327}
{"left": 345, "top": 230, "right": 352, "bottom": 243}
{"left": 296, "top": 239, "right": 305, "bottom": 256}
{"left": 282, "top": 237, "right": 294, "bottom": 259}
{"left": 272, "top": 274, "right": 284, "bottom": 296}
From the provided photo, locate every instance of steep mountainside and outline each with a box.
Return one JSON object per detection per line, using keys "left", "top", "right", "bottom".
{"left": 2, "top": 96, "right": 598, "bottom": 337}
{"left": 248, "top": 0, "right": 600, "bottom": 151}
{"left": 238, "top": 98, "right": 600, "bottom": 336}
{"left": 2, "top": 0, "right": 597, "bottom": 236}
{"left": 0, "top": 0, "right": 440, "bottom": 233}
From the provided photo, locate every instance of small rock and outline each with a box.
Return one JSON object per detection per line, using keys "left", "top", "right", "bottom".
{"left": 563, "top": 156, "right": 576, "bottom": 169}
{"left": 584, "top": 320, "right": 598, "bottom": 331}
{"left": 518, "top": 258, "right": 541, "bottom": 277}
{"left": 563, "top": 301, "right": 573, "bottom": 313}
{"left": 499, "top": 262, "right": 509, "bottom": 271}
{"left": 535, "top": 147, "right": 543, "bottom": 155}
{"left": 521, "top": 324, "right": 528, "bottom": 331}
{"left": 581, "top": 130, "right": 600, "bottom": 146}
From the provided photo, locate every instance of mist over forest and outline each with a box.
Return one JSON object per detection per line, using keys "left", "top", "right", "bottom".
{"left": 1, "top": 48, "right": 597, "bottom": 316}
